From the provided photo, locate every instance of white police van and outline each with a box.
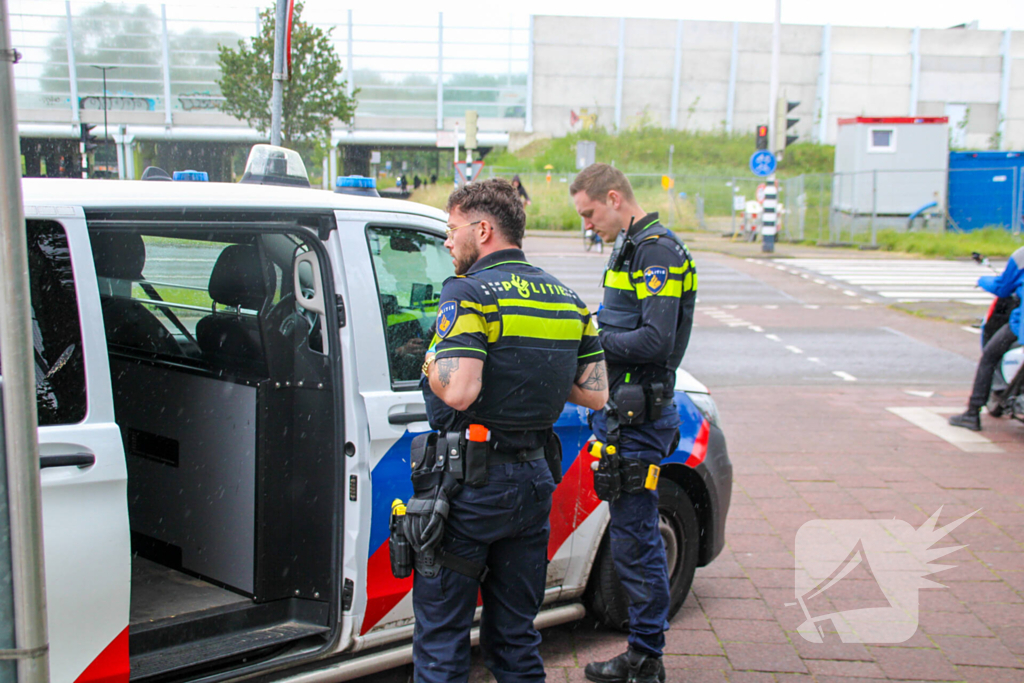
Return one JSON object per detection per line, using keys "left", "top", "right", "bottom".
{"left": 20, "top": 148, "right": 731, "bottom": 683}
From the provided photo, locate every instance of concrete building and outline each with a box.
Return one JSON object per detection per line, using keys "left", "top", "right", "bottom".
{"left": 532, "top": 17, "right": 1023, "bottom": 150}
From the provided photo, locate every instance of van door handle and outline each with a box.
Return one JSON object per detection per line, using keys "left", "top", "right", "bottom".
{"left": 40, "top": 454, "right": 95, "bottom": 469}
{"left": 388, "top": 412, "right": 429, "bottom": 425}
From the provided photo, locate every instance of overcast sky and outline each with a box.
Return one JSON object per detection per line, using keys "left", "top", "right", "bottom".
{"left": 312, "top": 0, "right": 1023, "bottom": 31}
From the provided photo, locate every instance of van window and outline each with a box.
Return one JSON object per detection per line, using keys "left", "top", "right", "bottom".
{"left": 26, "top": 220, "right": 87, "bottom": 425}
{"left": 90, "top": 233, "right": 285, "bottom": 365}
{"left": 366, "top": 227, "right": 452, "bottom": 385}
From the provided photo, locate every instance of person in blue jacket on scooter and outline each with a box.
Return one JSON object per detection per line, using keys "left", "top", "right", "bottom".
{"left": 949, "top": 247, "right": 1024, "bottom": 431}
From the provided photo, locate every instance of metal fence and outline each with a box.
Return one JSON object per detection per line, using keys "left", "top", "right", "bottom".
{"left": 483, "top": 166, "right": 1024, "bottom": 242}
{"left": 11, "top": 1, "right": 529, "bottom": 124}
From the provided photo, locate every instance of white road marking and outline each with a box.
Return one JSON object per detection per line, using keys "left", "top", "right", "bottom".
{"left": 763, "top": 305, "right": 779, "bottom": 309}
{"left": 843, "top": 290, "right": 857, "bottom": 296}
{"left": 861, "top": 298, "right": 875, "bottom": 304}
{"left": 904, "top": 390, "right": 935, "bottom": 398}
{"left": 749, "top": 325, "right": 764, "bottom": 332}
{"left": 843, "top": 305, "right": 862, "bottom": 310}
{"left": 765, "top": 334, "right": 782, "bottom": 342}
{"left": 803, "top": 304, "right": 819, "bottom": 309}
{"left": 828, "top": 285, "right": 839, "bottom": 290}
{"left": 785, "top": 345, "right": 804, "bottom": 354}
{"left": 801, "top": 274, "right": 810, "bottom": 279}
{"left": 722, "top": 304, "right": 739, "bottom": 309}
{"left": 780, "top": 258, "right": 996, "bottom": 303}
{"left": 833, "top": 371, "right": 857, "bottom": 381}
{"left": 887, "top": 407, "right": 1003, "bottom": 453}
{"left": 807, "top": 357, "right": 822, "bottom": 363}
{"left": 814, "top": 279, "right": 827, "bottom": 284}
{"left": 961, "top": 326, "right": 982, "bottom": 334}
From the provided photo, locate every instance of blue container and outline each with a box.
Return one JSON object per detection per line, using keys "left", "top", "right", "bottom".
{"left": 948, "top": 151, "right": 1024, "bottom": 232}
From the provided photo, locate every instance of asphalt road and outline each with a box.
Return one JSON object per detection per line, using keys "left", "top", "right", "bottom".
{"left": 525, "top": 236, "right": 979, "bottom": 390}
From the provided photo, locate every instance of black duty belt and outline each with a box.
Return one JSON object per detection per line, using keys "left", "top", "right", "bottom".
{"left": 488, "top": 445, "right": 545, "bottom": 466}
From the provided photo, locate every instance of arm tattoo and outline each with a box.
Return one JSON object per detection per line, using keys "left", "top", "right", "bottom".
{"left": 575, "top": 363, "right": 587, "bottom": 382}
{"left": 436, "top": 357, "right": 460, "bottom": 388}
{"left": 577, "top": 361, "right": 608, "bottom": 391}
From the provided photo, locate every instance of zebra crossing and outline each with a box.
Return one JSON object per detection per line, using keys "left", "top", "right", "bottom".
{"left": 780, "top": 258, "right": 998, "bottom": 304}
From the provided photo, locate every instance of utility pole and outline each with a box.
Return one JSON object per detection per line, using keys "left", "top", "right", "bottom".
{"left": 767, "top": 0, "right": 781, "bottom": 154}
{"left": 90, "top": 65, "right": 116, "bottom": 176}
{"left": 0, "top": 1, "right": 51, "bottom": 681}
{"left": 270, "top": 0, "right": 289, "bottom": 146}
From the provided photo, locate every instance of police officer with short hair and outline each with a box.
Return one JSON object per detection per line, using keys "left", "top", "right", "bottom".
{"left": 570, "top": 164, "right": 697, "bottom": 683}
{"left": 412, "top": 178, "right": 609, "bottom": 683}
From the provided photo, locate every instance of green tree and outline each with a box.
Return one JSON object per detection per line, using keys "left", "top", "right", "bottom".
{"left": 217, "top": 1, "right": 356, "bottom": 146}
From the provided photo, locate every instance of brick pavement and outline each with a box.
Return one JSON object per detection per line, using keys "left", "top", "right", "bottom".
{"left": 465, "top": 382, "right": 1024, "bottom": 683}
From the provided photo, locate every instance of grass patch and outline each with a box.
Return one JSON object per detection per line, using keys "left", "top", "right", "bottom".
{"left": 408, "top": 178, "right": 697, "bottom": 231}
{"left": 485, "top": 128, "right": 833, "bottom": 177}
{"left": 874, "top": 227, "right": 1024, "bottom": 258}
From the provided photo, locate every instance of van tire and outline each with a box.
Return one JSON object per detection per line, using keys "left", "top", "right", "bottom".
{"left": 585, "top": 478, "right": 700, "bottom": 631}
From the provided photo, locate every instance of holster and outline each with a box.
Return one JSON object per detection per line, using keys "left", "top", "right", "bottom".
{"left": 591, "top": 441, "right": 622, "bottom": 502}
{"left": 611, "top": 381, "right": 672, "bottom": 426}
{"left": 544, "top": 430, "right": 563, "bottom": 485}
{"left": 620, "top": 459, "right": 648, "bottom": 494}
{"left": 612, "top": 384, "right": 647, "bottom": 425}
{"left": 389, "top": 511, "right": 413, "bottom": 579}
{"left": 463, "top": 437, "right": 488, "bottom": 488}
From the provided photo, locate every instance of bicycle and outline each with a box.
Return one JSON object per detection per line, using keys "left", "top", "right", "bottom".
{"left": 583, "top": 228, "right": 604, "bottom": 253}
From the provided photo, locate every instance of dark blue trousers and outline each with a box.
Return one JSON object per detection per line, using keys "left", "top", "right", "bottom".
{"left": 592, "top": 407, "right": 678, "bottom": 656}
{"left": 412, "top": 459, "right": 556, "bottom": 683}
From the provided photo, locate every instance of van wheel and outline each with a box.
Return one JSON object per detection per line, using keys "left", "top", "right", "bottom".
{"left": 585, "top": 478, "right": 700, "bottom": 631}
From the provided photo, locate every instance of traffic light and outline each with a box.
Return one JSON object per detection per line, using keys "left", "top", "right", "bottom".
{"left": 80, "top": 123, "right": 98, "bottom": 153}
{"left": 756, "top": 124, "right": 769, "bottom": 150}
{"left": 464, "top": 110, "right": 478, "bottom": 151}
{"left": 774, "top": 98, "right": 799, "bottom": 155}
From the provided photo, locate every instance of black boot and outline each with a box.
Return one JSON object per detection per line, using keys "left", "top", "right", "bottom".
{"left": 948, "top": 409, "right": 981, "bottom": 432}
{"left": 584, "top": 647, "right": 665, "bottom": 683}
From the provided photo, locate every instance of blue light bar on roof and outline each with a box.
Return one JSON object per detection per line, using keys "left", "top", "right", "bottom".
{"left": 172, "top": 170, "right": 209, "bottom": 182}
{"left": 336, "top": 175, "right": 376, "bottom": 189}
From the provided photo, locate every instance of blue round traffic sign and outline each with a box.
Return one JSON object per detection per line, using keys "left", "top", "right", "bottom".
{"left": 750, "top": 150, "right": 777, "bottom": 177}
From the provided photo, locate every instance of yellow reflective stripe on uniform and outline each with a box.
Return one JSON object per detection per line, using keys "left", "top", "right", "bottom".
{"left": 684, "top": 272, "right": 697, "bottom": 292}
{"left": 459, "top": 300, "right": 499, "bottom": 315}
{"left": 447, "top": 310, "right": 500, "bottom": 343}
{"left": 603, "top": 270, "right": 633, "bottom": 290}
{"left": 435, "top": 346, "right": 487, "bottom": 357}
{"left": 502, "top": 314, "right": 584, "bottom": 341}
{"left": 496, "top": 298, "right": 588, "bottom": 316}
{"left": 583, "top": 316, "right": 599, "bottom": 337}
{"left": 635, "top": 279, "right": 684, "bottom": 300}
{"left": 669, "top": 264, "right": 691, "bottom": 275}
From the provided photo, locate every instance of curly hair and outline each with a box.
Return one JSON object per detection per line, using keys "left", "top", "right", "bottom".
{"left": 446, "top": 179, "right": 526, "bottom": 247}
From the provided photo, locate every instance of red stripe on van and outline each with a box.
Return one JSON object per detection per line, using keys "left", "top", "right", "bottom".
{"left": 74, "top": 626, "right": 128, "bottom": 683}
{"left": 362, "top": 542, "right": 413, "bottom": 635}
{"left": 548, "top": 444, "right": 601, "bottom": 558}
{"left": 685, "top": 421, "right": 709, "bottom": 468}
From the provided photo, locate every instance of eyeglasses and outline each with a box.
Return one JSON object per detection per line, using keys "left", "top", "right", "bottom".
{"left": 445, "top": 220, "right": 482, "bottom": 237}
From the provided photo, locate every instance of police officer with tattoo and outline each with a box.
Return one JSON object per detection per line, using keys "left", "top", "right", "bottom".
{"left": 570, "top": 164, "right": 697, "bottom": 683}
{"left": 394, "top": 179, "right": 609, "bottom": 683}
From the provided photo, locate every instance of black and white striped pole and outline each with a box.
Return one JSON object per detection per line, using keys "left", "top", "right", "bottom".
{"left": 761, "top": 177, "right": 777, "bottom": 253}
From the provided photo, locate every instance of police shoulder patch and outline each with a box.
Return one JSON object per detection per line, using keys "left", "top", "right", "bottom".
{"left": 644, "top": 266, "right": 668, "bottom": 295}
{"left": 436, "top": 300, "right": 459, "bottom": 338}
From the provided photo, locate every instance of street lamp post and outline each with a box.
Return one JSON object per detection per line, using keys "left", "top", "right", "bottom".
{"left": 90, "top": 65, "right": 116, "bottom": 176}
